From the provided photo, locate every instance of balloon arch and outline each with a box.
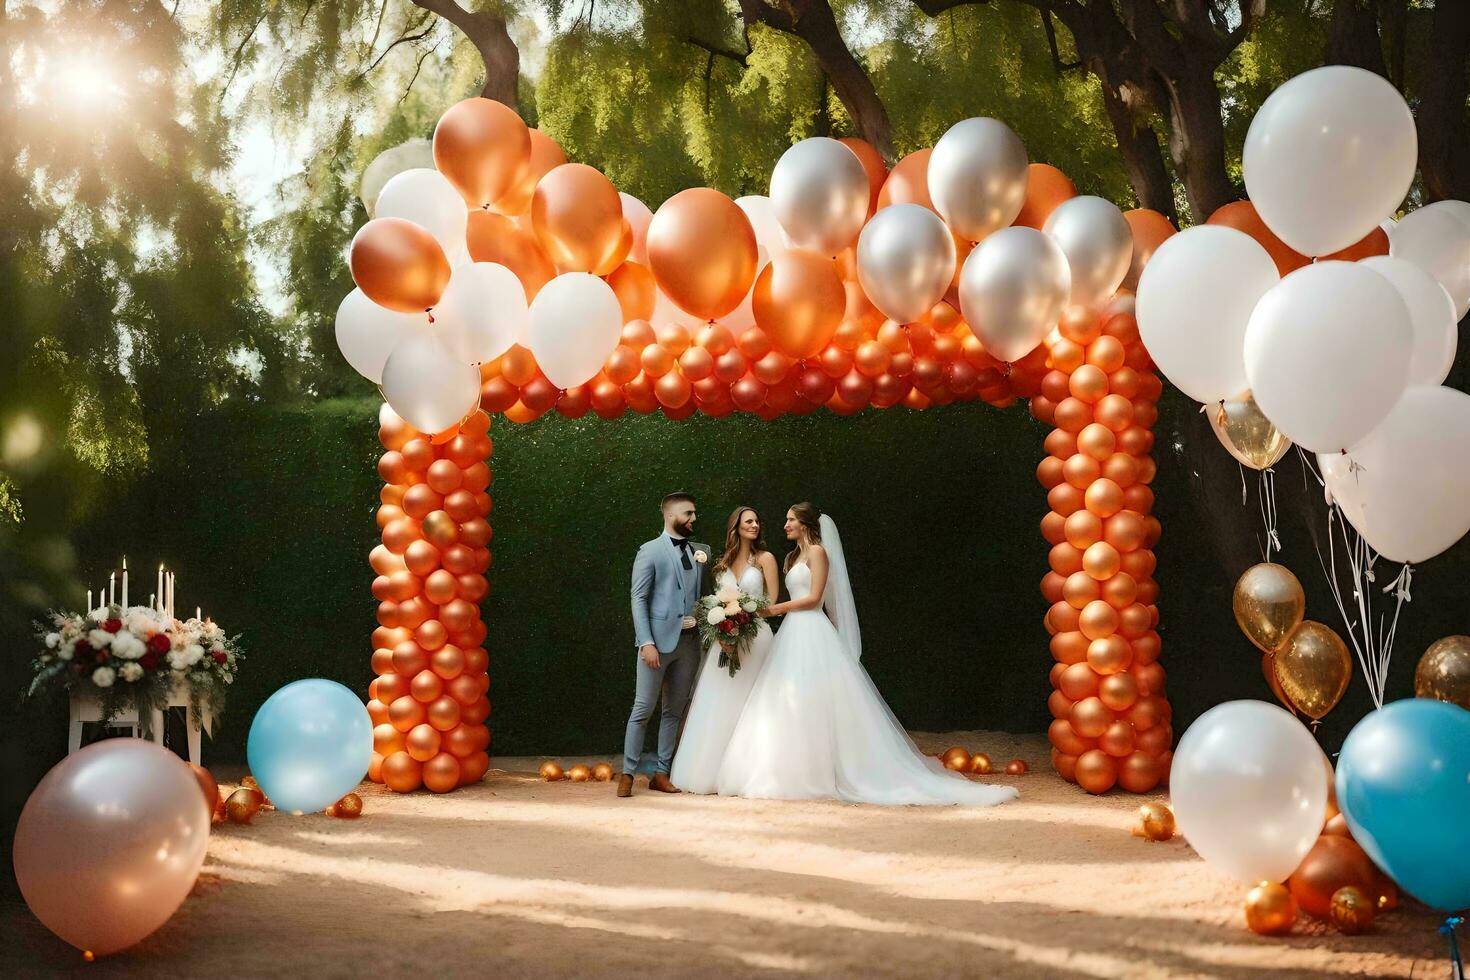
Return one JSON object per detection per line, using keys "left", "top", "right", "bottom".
{"left": 349, "top": 99, "right": 1174, "bottom": 797}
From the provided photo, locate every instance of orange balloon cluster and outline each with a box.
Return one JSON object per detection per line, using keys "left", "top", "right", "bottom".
{"left": 1207, "top": 200, "right": 1388, "bottom": 273}
{"left": 1038, "top": 306, "right": 1170, "bottom": 794}
{"left": 368, "top": 406, "right": 494, "bottom": 795}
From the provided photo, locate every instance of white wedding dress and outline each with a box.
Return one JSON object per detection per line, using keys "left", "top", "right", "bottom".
{"left": 669, "top": 562, "right": 775, "bottom": 794}
{"left": 717, "top": 517, "right": 1018, "bottom": 806}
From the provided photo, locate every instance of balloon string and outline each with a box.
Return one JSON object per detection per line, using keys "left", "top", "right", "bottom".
{"left": 1257, "top": 467, "right": 1281, "bottom": 561}
{"left": 1442, "top": 916, "right": 1465, "bottom": 980}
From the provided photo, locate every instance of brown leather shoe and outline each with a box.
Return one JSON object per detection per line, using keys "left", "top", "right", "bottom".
{"left": 616, "top": 774, "right": 634, "bottom": 798}
{"left": 648, "top": 773, "right": 681, "bottom": 794}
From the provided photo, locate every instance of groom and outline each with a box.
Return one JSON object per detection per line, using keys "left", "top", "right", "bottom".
{"left": 619, "top": 491, "right": 709, "bottom": 798}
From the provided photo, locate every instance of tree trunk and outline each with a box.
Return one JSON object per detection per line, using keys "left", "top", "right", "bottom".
{"left": 739, "top": 0, "right": 895, "bottom": 161}
{"left": 1416, "top": 0, "right": 1470, "bottom": 203}
{"left": 1326, "top": 0, "right": 1388, "bottom": 76}
{"left": 1097, "top": 74, "right": 1177, "bottom": 222}
{"left": 1156, "top": 66, "right": 1236, "bottom": 223}
{"left": 412, "top": 0, "right": 520, "bottom": 110}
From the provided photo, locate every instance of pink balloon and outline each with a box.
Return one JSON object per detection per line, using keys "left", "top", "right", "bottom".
{"left": 14, "top": 740, "right": 210, "bottom": 956}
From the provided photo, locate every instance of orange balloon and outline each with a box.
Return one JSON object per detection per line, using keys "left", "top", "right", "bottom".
{"left": 530, "top": 163, "right": 624, "bottom": 274}
{"left": 838, "top": 137, "right": 887, "bottom": 216}
{"left": 647, "top": 188, "right": 758, "bottom": 321}
{"left": 1085, "top": 479, "right": 1124, "bottom": 518}
{"left": 433, "top": 97, "right": 531, "bottom": 208}
{"left": 876, "top": 148, "right": 934, "bottom": 213}
{"left": 607, "top": 262, "right": 656, "bottom": 322}
{"left": 1069, "top": 364, "right": 1109, "bottom": 403}
{"left": 1079, "top": 599, "right": 1119, "bottom": 640}
{"left": 1083, "top": 541, "right": 1121, "bottom": 580}
{"left": 1075, "top": 748, "right": 1118, "bottom": 794}
{"left": 427, "top": 695, "right": 463, "bottom": 732}
{"left": 422, "top": 510, "right": 459, "bottom": 549}
{"left": 1117, "top": 751, "right": 1162, "bottom": 793}
{"left": 381, "top": 751, "right": 423, "bottom": 793}
{"left": 491, "top": 129, "right": 567, "bottom": 216}
{"left": 1121, "top": 209, "right": 1177, "bottom": 291}
{"left": 1070, "top": 696, "right": 1114, "bottom": 738}
{"left": 423, "top": 752, "right": 461, "bottom": 793}
{"left": 406, "top": 723, "right": 441, "bottom": 763}
{"left": 350, "top": 218, "right": 450, "bottom": 313}
{"left": 389, "top": 696, "right": 427, "bottom": 733}
{"left": 1064, "top": 510, "right": 1103, "bottom": 549}
{"left": 1098, "top": 672, "right": 1139, "bottom": 712}
{"left": 1287, "top": 835, "right": 1379, "bottom": 918}
{"left": 1321, "top": 226, "right": 1389, "bottom": 262}
{"left": 1076, "top": 423, "right": 1116, "bottom": 461}
{"left": 1058, "top": 662, "right": 1100, "bottom": 702}
{"left": 466, "top": 211, "right": 555, "bottom": 300}
{"left": 1087, "top": 635, "right": 1132, "bottom": 675}
{"left": 1207, "top": 200, "right": 1308, "bottom": 275}
{"left": 753, "top": 250, "right": 846, "bottom": 359}
{"left": 415, "top": 618, "right": 447, "bottom": 652}
{"left": 1014, "top": 163, "right": 1077, "bottom": 230}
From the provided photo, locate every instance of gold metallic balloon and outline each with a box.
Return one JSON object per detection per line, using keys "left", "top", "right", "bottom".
{"left": 1275, "top": 621, "right": 1352, "bottom": 721}
{"left": 1209, "top": 391, "right": 1291, "bottom": 470}
{"left": 332, "top": 793, "right": 363, "bottom": 819}
{"left": 967, "top": 752, "right": 993, "bottom": 775}
{"left": 1244, "top": 881, "right": 1297, "bottom": 936}
{"left": 1415, "top": 635, "right": 1470, "bottom": 709}
{"left": 567, "top": 764, "right": 591, "bottom": 783}
{"left": 226, "top": 788, "right": 264, "bottom": 824}
{"left": 1005, "top": 759, "right": 1028, "bottom": 775}
{"left": 1233, "top": 563, "right": 1306, "bottom": 654}
{"left": 1137, "top": 801, "right": 1176, "bottom": 841}
{"left": 941, "top": 747, "right": 971, "bottom": 771}
{"left": 1328, "top": 885, "right": 1375, "bottom": 935}
{"left": 591, "top": 762, "right": 614, "bottom": 782}
{"left": 1262, "top": 652, "right": 1297, "bottom": 714}
{"left": 539, "top": 761, "right": 564, "bottom": 782}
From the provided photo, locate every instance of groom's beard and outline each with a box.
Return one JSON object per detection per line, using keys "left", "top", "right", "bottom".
{"left": 672, "top": 518, "right": 695, "bottom": 537}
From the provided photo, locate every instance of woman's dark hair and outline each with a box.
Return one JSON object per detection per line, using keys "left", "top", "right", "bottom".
{"left": 784, "top": 501, "right": 823, "bottom": 571}
{"left": 713, "top": 507, "right": 767, "bottom": 577}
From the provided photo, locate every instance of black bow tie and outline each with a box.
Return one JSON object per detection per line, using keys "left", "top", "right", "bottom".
{"left": 671, "top": 537, "right": 692, "bottom": 569}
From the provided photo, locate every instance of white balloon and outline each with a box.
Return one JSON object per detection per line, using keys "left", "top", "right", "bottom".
{"left": 1388, "top": 207, "right": 1470, "bottom": 319}
{"left": 957, "top": 226, "right": 1070, "bottom": 363}
{"left": 619, "top": 192, "right": 652, "bottom": 265}
{"left": 1320, "top": 385, "right": 1470, "bottom": 563}
{"left": 380, "top": 332, "right": 480, "bottom": 434}
{"left": 373, "top": 168, "right": 470, "bottom": 262}
{"left": 360, "top": 139, "right": 434, "bottom": 218}
{"left": 1360, "top": 256, "right": 1457, "bottom": 385}
{"left": 1135, "top": 226, "right": 1279, "bottom": 403}
{"left": 1243, "top": 65, "right": 1416, "bottom": 256}
{"left": 528, "top": 272, "right": 623, "bottom": 389}
{"left": 1424, "top": 199, "right": 1470, "bottom": 236}
{"left": 769, "top": 138, "right": 870, "bottom": 256}
{"left": 736, "top": 195, "right": 791, "bottom": 256}
{"left": 927, "top": 117, "right": 1028, "bottom": 243}
{"left": 1042, "top": 196, "right": 1132, "bottom": 308}
{"left": 1172, "top": 700, "right": 1328, "bottom": 884}
{"left": 856, "top": 203, "right": 956, "bottom": 323}
{"left": 334, "top": 288, "right": 424, "bottom": 384}
{"left": 431, "top": 263, "right": 528, "bottom": 365}
{"left": 1244, "top": 261, "right": 1412, "bottom": 453}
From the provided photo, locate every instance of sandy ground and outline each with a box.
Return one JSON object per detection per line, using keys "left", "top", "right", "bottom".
{"left": 1, "top": 731, "right": 1449, "bottom": 979}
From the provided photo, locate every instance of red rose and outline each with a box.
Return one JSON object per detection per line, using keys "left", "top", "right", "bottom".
{"left": 735, "top": 612, "right": 750, "bottom": 625}
{"left": 140, "top": 652, "right": 160, "bottom": 670}
{"left": 74, "top": 639, "right": 92, "bottom": 657}
{"left": 95, "top": 650, "right": 107, "bottom": 664}
{"left": 147, "top": 633, "right": 170, "bottom": 654}
{"left": 103, "top": 618, "right": 122, "bottom": 633}
{"left": 212, "top": 650, "right": 227, "bottom": 665}
{"left": 718, "top": 619, "right": 736, "bottom": 634}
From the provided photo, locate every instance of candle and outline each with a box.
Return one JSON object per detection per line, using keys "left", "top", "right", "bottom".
{"left": 149, "top": 593, "right": 155, "bottom": 610}
{"left": 121, "top": 556, "right": 128, "bottom": 609}
{"left": 196, "top": 606, "right": 201, "bottom": 621}
{"left": 168, "top": 573, "right": 175, "bottom": 619}
{"left": 108, "top": 572, "right": 115, "bottom": 608}
{"left": 87, "top": 589, "right": 92, "bottom": 612}
{"left": 157, "top": 564, "right": 164, "bottom": 613}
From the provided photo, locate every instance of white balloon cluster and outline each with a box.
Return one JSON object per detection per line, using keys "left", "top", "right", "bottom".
{"left": 1136, "top": 66, "right": 1469, "bottom": 564}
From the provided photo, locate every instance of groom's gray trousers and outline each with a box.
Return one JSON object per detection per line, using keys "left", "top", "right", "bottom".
{"left": 623, "top": 628, "right": 701, "bottom": 776}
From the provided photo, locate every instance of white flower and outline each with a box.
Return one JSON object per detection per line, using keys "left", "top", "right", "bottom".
{"left": 723, "top": 601, "right": 741, "bottom": 616}
{"left": 715, "top": 585, "right": 740, "bottom": 604}
{"left": 693, "top": 550, "right": 707, "bottom": 564}
{"left": 89, "top": 606, "right": 109, "bottom": 621}
{"left": 111, "top": 632, "right": 145, "bottom": 660}
{"left": 87, "top": 629, "right": 113, "bottom": 649}
{"left": 124, "top": 611, "right": 159, "bottom": 636}
{"left": 167, "top": 650, "right": 190, "bottom": 671}
{"left": 741, "top": 599, "right": 757, "bottom": 613}
{"left": 44, "top": 632, "right": 60, "bottom": 649}
{"left": 91, "top": 666, "right": 116, "bottom": 688}
{"left": 183, "top": 643, "right": 204, "bottom": 666}
{"left": 58, "top": 642, "right": 74, "bottom": 661}
{"left": 119, "top": 662, "right": 143, "bottom": 682}
{"left": 705, "top": 606, "right": 725, "bottom": 625}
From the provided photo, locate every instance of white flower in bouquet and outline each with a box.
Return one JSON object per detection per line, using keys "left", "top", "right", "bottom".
{"left": 89, "top": 606, "right": 109, "bottom": 621}
{"left": 723, "top": 601, "right": 741, "bottom": 616}
{"left": 119, "top": 662, "right": 143, "bottom": 682}
{"left": 716, "top": 584, "right": 740, "bottom": 604}
{"left": 705, "top": 606, "right": 726, "bottom": 625}
{"left": 167, "top": 650, "right": 190, "bottom": 671}
{"left": 44, "top": 632, "right": 60, "bottom": 649}
{"left": 91, "top": 666, "right": 116, "bottom": 688}
{"left": 124, "top": 609, "right": 160, "bottom": 636}
{"left": 204, "top": 622, "right": 224, "bottom": 643}
{"left": 57, "top": 642, "right": 74, "bottom": 661}
{"left": 111, "top": 632, "right": 145, "bottom": 660}
{"left": 87, "top": 628, "right": 113, "bottom": 648}
{"left": 183, "top": 643, "right": 204, "bottom": 666}
{"left": 741, "top": 599, "right": 757, "bottom": 613}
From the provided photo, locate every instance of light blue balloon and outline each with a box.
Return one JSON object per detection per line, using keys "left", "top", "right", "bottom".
{"left": 1336, "top": 698, "right": 1470, "bottom": 911}
{"left": 247, "top": 679, "right": 373, "bottom": 814}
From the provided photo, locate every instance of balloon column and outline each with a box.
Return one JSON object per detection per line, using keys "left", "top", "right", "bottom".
{"left": 337, "top": 96, "right": 1173, "bottom": 791}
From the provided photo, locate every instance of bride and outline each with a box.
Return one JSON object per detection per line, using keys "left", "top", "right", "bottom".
{"left": 669, "top": 507, "right": 779, "bottom": 794}
{"left": 717, "top": 502, "right": 1018, "bottom": 807}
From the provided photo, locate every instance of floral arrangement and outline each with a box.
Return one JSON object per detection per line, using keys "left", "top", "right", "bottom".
{"left": 696, "top": 584, "right": 769, "bottom": 676}
{"left": 29, "top": 605, "right": 243, "bottom": 736}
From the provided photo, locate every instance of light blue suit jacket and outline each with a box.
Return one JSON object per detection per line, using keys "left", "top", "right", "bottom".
{"left": 631, "top": 533, "right": 709, "bottom": 653}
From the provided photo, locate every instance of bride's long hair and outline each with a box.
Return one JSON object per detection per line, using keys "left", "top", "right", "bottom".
{"left": 784, "top": 501, "right": 823, "bottom": 571}
{"left": 712, "top": 507, "right": 768, "bottom": 577}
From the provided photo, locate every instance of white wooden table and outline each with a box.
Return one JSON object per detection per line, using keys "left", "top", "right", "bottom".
{"left": 67, "top": 682, "right": 211, "bottom": 765}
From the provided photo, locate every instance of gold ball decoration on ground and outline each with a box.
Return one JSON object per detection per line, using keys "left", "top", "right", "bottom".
{"left": 539, "top": 761, "right": 564, "bottom": 782}
{"left": 567, "top": 764, "right": 591, "bottom": 783}
{"left": 1005, "top": 759, "right": 1028, "bottom": 775}
{"left": 1137, "top": 801, "right": 1175, "bottom": 841}
{"left": 941, "top": 747, "right": 971, "bottom": 771}
{"left": 332, "top": 793, "right": 363, "bottom": 819}
{"left": 225, "top": 788, "right": 264, "bottom": 824}
{"left": 1244, "top": 881, "right": 1297, "bottom": 936}
{"left": 1232, "top": 563, "right": 1305, "bottom": 654}
{"left": 1415, "top": 635, "right": 1470, "bottom": 709}
{"left": 1274, "top": 621, "right": 1352, "bottom": 721}
{"left": 591, "top": 763, "right": 614, "bottom": 782}
{"left": 1328, "top": 885, "right": 1375, "bottom": 935}
{"left": 967, "top": 752, "right": 993, "bottom": 775}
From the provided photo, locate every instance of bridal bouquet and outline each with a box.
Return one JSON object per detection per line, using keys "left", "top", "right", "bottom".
{"left": 696, "top": 584, "right": 769, "bottom": 676}
{"left": 28, "top": 605, "right": 244, "bottom": 735}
